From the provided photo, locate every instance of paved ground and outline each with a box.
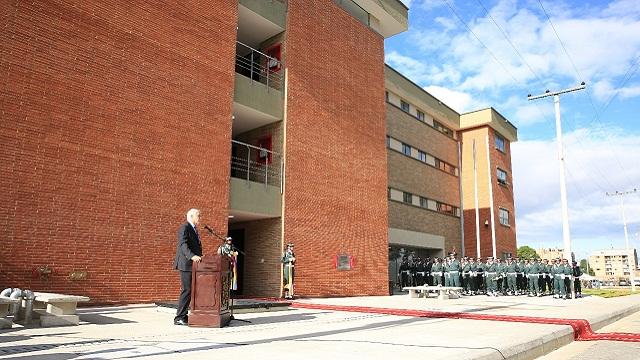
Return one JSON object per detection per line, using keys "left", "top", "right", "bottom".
{"left": 1, "top": 293, "right": 639, "bottom": 360}
{"left": 539, "top": 308, "right": 640, "bottom": 360}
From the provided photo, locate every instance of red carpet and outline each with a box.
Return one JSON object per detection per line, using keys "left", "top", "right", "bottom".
{"left": 290, "top": 302, "right": 640, "bottom": 343}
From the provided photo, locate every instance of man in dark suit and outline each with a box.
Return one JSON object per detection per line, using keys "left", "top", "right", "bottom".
{"left": 173, "top": 208, "right": 203, "bottom": 325}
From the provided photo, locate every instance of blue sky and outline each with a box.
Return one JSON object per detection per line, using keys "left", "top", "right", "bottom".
{"left": 388, "top": 0, "right": 640, "bottom": 261}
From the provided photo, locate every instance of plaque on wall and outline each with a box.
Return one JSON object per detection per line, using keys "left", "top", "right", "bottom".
{"left": 337, "top": 254, "right": 352, "bottom": 271}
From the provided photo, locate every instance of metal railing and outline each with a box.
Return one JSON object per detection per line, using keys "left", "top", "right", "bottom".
{"left": 235, "top": 41, "right": 284, "bottom": 91}
{"left": 231, "top": 140, "right": 283, "bottom": 192}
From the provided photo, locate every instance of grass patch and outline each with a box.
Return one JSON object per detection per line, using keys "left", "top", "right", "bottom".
{"left": 583, "top": 288, "right": 634, "bottom": 298}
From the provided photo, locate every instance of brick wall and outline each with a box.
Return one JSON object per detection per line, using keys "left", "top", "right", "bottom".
{"left": 387, "top": 105, "right": 459, "bottom": 166}
{"left": 229, "top": 218, "right": 282, "bottom": 298}
{"left": 388, "top": 202, "right": 461, "bottom": 252}
{"left": 0, "top": 0, "right": 237, "bottom": 304}
{"left": 461, "top": 127, "right": 517, "bottom": 259}
{"left": 488, "top": 128, "right": 517, "bottom": 256}
{"left": 283, "top": 0, "right": 388, "bottom": 296}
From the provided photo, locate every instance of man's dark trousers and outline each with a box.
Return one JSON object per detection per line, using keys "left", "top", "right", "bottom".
{"left": 176, "top": 271, "right": 192, "bottom": 322}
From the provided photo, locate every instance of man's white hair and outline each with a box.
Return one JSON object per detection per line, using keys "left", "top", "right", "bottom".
{"left": 186, "top": 208, "right": 200, "bottom": 221}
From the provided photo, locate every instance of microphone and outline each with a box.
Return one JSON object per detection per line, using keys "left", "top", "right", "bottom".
{"left": 204, "top": 225, "right": 214, "bottom": 234}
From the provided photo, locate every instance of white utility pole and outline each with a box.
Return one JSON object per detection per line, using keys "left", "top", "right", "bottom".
{"left": 528, "top": 83, "right": 586, "bottom": 266}
{"left": 606, "top": 188, "right": 638, "bottom": 292}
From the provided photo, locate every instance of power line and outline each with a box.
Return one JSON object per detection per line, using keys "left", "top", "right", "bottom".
{"left": 537, "top": 0, "right": 583, "bottom": 82}
{"left": 598, "top": 54, "right": 640, "bottom": 116}
{"left": 537, "top": 0, "right": 635, "bottom": 190}
{"left": 472, "top": 0, "right": 616, "bottom": 192}
{"left": 475, "top": 0, "right": 545, "bottom": 87}
{"left": 441, "top": 0, "right": 522, "bottom": 85}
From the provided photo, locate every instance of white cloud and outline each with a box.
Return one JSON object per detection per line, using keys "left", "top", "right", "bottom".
{"left": 394, "top": 0, "right": 640, "bottom": 113}
{"left": 423, "top": 85, "right": 475, "bottom": 113}
{"left": 603, "top": 0, "right": 640, "bottom": 18}
{"left": 512, "top": 127, "right": 640, "bottom": 253}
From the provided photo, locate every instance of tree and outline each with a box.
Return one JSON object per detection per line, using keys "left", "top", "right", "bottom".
{"left": 517, "top": 245, "right": 539, "bottom": 259}
{"left": 580, "top": 259, "right": 595, "bottom": 276}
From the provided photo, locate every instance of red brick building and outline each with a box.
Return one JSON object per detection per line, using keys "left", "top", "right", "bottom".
{"left": 0, "top": 0, "right": 408, "bottom": 303}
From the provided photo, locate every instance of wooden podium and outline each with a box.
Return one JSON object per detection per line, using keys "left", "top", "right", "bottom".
{"left": 188, "top": 255, "right": 231, "bottom": 328}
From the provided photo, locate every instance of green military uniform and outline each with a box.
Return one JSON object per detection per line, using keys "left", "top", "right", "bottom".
{"left": 553, "top": 261, "right": 564, "bottom": 298}
{"left": 505, "top": 259, "right": 517, "bottom": 294}
{"left": 528, "top": 259, "right": 541, "bottom": 296}
{"left": 443, "top": 259, "right": 451, "bottom": 286}
{"left": 449, "top": 257, "right": 461, "bottom": 287}
{"left": 432, "top": 260, "right": 443, "bottom": 286}
{"left": 485, "top": 259, "right": 498, "bottom": 296}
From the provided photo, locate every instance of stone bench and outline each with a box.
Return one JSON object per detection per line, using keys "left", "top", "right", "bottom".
{"left": 403, "top": 286, "right": 464, "bottom": 300}
{"left": 32, "top": 292, "right": 90, "bottom": 327}
{"left": 0, "top": 296, "right": 21, "bottom": 329}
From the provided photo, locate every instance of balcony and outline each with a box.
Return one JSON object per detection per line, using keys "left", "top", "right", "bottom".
{"left": 234, "top": 41, "right": 283, "bottom": 135}
{"left": 229, "top": 140, "right": 282, "bottom": 218}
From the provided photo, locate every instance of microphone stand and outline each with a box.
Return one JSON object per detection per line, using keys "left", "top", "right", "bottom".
{"left": 202, "top": 225, "right": 251, "bottom": 324}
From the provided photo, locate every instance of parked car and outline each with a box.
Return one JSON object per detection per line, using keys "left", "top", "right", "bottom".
{"left": 619, "top": 280, "right": 628, "bottom": 286}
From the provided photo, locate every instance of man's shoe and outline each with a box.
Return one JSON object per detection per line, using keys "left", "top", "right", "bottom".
{"left": 174, "top": 319, "right": 188, "bottom": 326}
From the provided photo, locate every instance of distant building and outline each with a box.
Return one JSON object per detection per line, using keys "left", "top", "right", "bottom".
{"left": 536, "top": 248, "right": 564, "bottom": 261}
{"left": 589, "top": 249, "right": 639, "bottom": 281}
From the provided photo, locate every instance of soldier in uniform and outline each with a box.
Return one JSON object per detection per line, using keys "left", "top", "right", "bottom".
{"left": 475, "top": 257, "right": 486, "bottom": 294}
{"left": 448, "top": 253, "right": 461, "bottom": 288}
{"left": 218, "top": 237, "right": 239, "bottom": 291}
{"left": 425, "top": 257, "right": 434, "bottom": 286}
{"left": 468, "top": 257, "right": 478, "bottom": 295}
{"left": 552, "top": 258, "right": 564, "bottom": 299}
{"left": 572, "top": 261, "right": 583, "bottom": 298}
{"left": 528, "top": 258, "right": 541, "bottom": 296}
{"left": 562, "top": 258, "right": 573, "bottom": 299}
{"left": 544, "top": 259, "right": 553, "bottom": 295}
{"left": 462, "top": 257, "right": 472, "bottom": 295}
{"left": 495, "top": 258, "right": 505, "bottom": 295}
{"left": 432, "top": 258, "right": 443, "bottom": 286}
{"left": 505, "top": 257, "right": 517, "bottom": 295}
{"left": 399, "top": 257, "right": 410, "bottom": 289}
{"left": 516, "top": 257, "right": 526, "bottom": 295}
{"left": 415, "top": 257, "right": 425, "bottom": 286}
{"left": 443, "top": 255, "right": 452, "bottom": 287}
{"left": 485, "top": 257, "right": 497, "bottom": 296}
{"left": 282, "top": 243, "right": 296, "bottom": 299}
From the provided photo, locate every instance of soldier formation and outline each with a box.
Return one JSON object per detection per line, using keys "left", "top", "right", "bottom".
{"left": 398, "top": 254, "right": 583, "bottom": 299}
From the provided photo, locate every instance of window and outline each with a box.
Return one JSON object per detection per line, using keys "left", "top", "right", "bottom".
{"left": 402, "top": 143, "right": 411, "bottom": 156}
{"left": 499, "top": 208, "right": 510, "bottom": 226}
{"left": 497, "top": 168, "right": 508, "bottom": 185}
{"left": 437, "top": 202, "right": 456, "bottom": 216}
{"left": 435, "top": 159, "right": 457, "bottom": 176}
{"left": 417, "top": 110, "right": 425, "bottom": 121}
{"left": 495, "top": 134, "right": 506, "bottom": 152}
{"left": 418, "top": 150, "right": 427, "bottom": 162}
{"left": 385, "top": 91, "right": 389, "bottom": 102}
{"left": 403, "top": 192, "right": 412, "bottom": 204}
{"left": 401, "top": 100, "right": 410, "bottom": 112}
{"left": 420, "top": 197, "right": 428, "bottom": 208}
{"left": 433, "top": 120, "right": 453, "bottom": 137}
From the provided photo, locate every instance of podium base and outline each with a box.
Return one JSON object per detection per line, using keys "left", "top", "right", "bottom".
{"left": 188, "top": 310, "right": 231, "bottom": 328}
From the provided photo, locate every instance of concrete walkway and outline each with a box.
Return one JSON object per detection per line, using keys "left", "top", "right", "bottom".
{"left": 1, "top": 293, "right": 639, "bottom": 360}
{"left": 539, "top": 308, "right": 640, "bottom": 360}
